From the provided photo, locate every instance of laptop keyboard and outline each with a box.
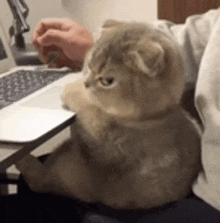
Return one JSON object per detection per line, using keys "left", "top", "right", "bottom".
{"left": 0, "top": 69, "right": 71, "bottom": 109}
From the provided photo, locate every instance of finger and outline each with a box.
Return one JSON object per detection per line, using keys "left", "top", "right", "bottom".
{"left": 33, "top": 29, "right": 41, "bottom": 51}
{"left": 35, "top": 19, "right": 74, "bottom": 37}
{"left": 35, "top": 20, "right": 64, "bottom": 36}
{"left": 33, "top": 22, "right": 47, "bottom": 51}
{"left": 38, "top": 29, "right": 69, "bottom": 49}
{"left": 33, "top": 20, "right": 71, "bottom": 51}
{"left": 33, "top": 39, "right": 40, "bottom": 52}
{"left": 36, "top": 20, "right": 82, "bottom": 45}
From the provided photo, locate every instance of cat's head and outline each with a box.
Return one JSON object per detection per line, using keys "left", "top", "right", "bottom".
{"left": 83, "top": 20, "right": 184, "bottom": 120}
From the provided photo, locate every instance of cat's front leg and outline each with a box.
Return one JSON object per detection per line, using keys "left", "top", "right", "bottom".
{"left": 62, "top": 82, "right": 91, "bottom": 111}
{"left": 15, "top": 154, "right": 47, "bottom": 192}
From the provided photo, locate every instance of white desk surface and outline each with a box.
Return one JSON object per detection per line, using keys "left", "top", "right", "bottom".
{"left": 0, "top": 114, "right": 75, "bottom": 172}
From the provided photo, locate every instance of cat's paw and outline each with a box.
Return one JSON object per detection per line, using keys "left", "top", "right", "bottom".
{"left": 62, "top": 82, "right": 91, "bottom": 111}
{"left": 15, "top": 154, "right": 46, "bottom": 192}
{"left": 62, "top": 84, "right": 75, "bottom": 110}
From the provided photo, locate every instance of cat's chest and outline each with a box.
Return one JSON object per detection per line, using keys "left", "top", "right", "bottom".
{"left": 73, "top": 117, "right": 176, "bottom": 159}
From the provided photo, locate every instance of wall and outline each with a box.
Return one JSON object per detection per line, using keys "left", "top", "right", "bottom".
{"left": 0, "top": 0, "right": 69, "bottom": 44}
{"left": 62, "top": 0, "right": 157, "bottom": 32}
{"left": 0, "top": 0, "right": 157, "bottom": 44}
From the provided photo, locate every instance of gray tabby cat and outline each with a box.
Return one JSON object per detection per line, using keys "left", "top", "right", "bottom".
{"left": 16, "top": 20, "right": 201, "bottom": 209}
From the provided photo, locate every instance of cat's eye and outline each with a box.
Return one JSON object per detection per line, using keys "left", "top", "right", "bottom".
{"left": 99, "top": 77, "right": 115, "bottom": 86}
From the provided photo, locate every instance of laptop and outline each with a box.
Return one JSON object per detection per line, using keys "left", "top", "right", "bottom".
{"left": 0, "top": 22, "right": 83, "bottom": 143}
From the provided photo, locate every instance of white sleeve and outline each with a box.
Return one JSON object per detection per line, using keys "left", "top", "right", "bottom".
{"left": 192, "top": 14, "right": 220, "bottom": 210}
{"left": 154, "top": 8, "right": 220, "bottom": 85}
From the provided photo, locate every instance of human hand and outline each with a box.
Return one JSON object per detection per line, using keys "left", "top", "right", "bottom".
{"left": 33, "top": 19, "right": 93, "bottom": 70}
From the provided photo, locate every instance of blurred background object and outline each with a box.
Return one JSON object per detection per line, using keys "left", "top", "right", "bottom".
{"left": 6, "top": 0, "right": 41, "bottom": 65}
{"left": 61, "top": 0, "right": 157, "bottom": 32}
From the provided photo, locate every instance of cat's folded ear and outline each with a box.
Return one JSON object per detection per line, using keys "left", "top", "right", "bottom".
{"left": 102, "top": 19, "right": 123, "bottom": 28}
{"left": 125, "top": 41, "right": 165, "bottom": 78}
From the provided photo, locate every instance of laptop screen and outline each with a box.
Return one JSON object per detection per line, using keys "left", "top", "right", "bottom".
{"left": 0, "top": 22, "right": 16, "bottom": 74}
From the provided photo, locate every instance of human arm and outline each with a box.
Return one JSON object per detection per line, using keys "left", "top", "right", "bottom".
{"left": 154, "top": 8, "right": 220, "bottom": 85}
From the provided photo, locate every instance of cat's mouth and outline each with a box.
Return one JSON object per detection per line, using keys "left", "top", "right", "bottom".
{"left": 87, "top": 92, "right": 132, "bottom": 117}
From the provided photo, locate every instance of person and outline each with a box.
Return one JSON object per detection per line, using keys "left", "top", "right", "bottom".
{"left": 2, "top": 7, "right": 220, "bottom": 223}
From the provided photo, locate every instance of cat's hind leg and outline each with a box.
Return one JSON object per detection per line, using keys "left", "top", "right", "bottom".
{"left": 15, "top": 154, "right": 50, "bottom": 192}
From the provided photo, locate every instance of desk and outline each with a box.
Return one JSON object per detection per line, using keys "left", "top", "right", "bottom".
{"left": 0, "top": 114, "right": 75, "bottom": 195}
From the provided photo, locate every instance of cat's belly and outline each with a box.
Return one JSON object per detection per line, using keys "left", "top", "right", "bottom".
{"left": 54, "top": 155, "right": 200, "bottom": 209}
{"left": 56, "top": 163, "right": 198, "bottom": 209}
{"left": 92, "top": 163, "right": 199, "bottom": 209}
{"left": 54, "top": 143, "right": 200, "bottom": 209}
{"left": 98, "top": 177, "right": 190, "bottom": 209}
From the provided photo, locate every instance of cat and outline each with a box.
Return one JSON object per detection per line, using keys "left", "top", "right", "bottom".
{"left": 16, "top": 20, "right": 202, "bottom": 210}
